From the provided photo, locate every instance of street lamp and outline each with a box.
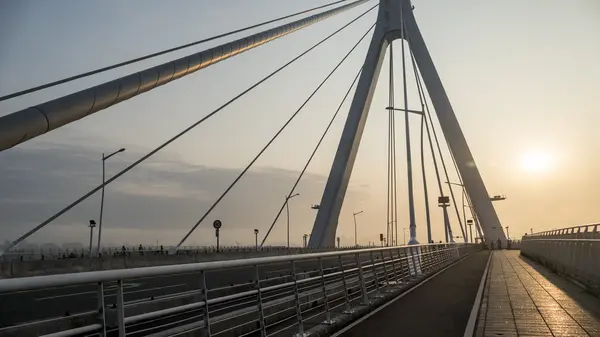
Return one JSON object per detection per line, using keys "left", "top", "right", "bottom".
{"left": 466, "top": 219, "right": 474, "bottom": 243}
{"left": 88, "top": 220, "right": 96, "bottom": 257}
{"left": 285, "top": 193, "right": 299, "bottom": 249}
{"left": 446, "top": 181, "right": 468, "bottom": 243}
{"left": 353, "top": 211, "right": 363, "bottom": 247}
{"left": 506, "top": 226, "right": 510, "bottom": 240}
{"left": 97, "top": 147, "right": 125, "bottom": 256}
{"left": 254, "top": 229, "right": 259, "bottom": 251}
{"left": 438, "top": 196, "right": 455, "bottom": 243}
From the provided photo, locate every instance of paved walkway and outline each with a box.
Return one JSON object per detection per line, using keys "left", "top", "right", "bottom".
{"left": 338, "top": 250, "right": 491, "bottom": 337}
{"left": 476, "top": 250, "right": 600, "bottom": 337}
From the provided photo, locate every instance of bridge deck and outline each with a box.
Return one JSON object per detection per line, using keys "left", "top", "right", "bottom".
{"left": 335, "top": 250, "right": 491, "bottom": 337}
{"left": 476, "top": 250, "right": 600, "bottom": 337}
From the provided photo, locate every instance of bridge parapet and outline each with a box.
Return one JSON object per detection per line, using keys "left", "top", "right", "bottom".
{"left": 521, "top": 224, "right": 600, "bottom": 297}
{"left": 0, "top": 243, "right": 480, "bottom": 337}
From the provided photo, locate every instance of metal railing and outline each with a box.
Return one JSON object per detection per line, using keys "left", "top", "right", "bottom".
{"left": 0, "top": 245, "right": 365, "bottom": 262}
{"left": 528, "top": 223, "right": 600, "bottom": 239}
{"left": 0, "top": 243, "right": 479, "bottom": 337}
{"left": 521, "top": 224, "right": 600, "bottom": 297}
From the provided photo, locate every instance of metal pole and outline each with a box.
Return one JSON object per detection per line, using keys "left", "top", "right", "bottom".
{"left": 443, "top": 206, "right": 449, "bottom": 243}
{"left": 97, "top": 154, "right": 106, "bottom": 256}
{"left": 469, "top": 223, "right": 473, "bottom": 244}
{"left": 400, "top": 8, "right": 418, "bottom": 245}
{"left": 88, "top": 225, "right": 94, "bottom": 258}
{"left": 462, "top": 190, "right": 466, "bottom": 241}
{"left": 286, "top": 198, "right": 290, "bottom": 249}
{"left": 353, "top": 214, "right": 358, "bottom": 247}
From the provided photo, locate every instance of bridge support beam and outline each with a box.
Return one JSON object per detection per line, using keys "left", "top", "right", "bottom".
{"left": 309, "top": 0, "right": 506, "bottom": 248}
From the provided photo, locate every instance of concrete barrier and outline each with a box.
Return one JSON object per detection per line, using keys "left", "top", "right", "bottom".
{"left": 521, "top": 238, "right": 600, "bottom": 297}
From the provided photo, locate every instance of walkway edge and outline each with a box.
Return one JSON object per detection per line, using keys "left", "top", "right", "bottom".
{"left": 330, "top": 250, "right": 484, "bottom": 337}
{"left": 463, "top": 251, "right": 492, "bottom": 337}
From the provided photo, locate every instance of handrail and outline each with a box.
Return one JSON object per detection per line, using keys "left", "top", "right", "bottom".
{"left": 0, "top": 243, "right": 458, "bottom": 293}
{"left": 529, "top": 223, "right": 599, "bottom": 237}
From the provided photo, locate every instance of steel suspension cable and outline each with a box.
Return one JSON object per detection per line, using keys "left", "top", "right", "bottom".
{"left": 177, "top": 23, "right": 377, "bottom": 249}
{"left": 0, "top": 0, "right": 374, "bottom": 153}
{"left": 0, "top": 0, "right": 355, "bottom": 102}
{"left": 260, "top": 67, "right": 363, "bottom": 247}
{"left": 408, "top": 41, "right": 466, "bottom": 242}
{"left": 0, "top": 5, "right": 377, "bottom": 256}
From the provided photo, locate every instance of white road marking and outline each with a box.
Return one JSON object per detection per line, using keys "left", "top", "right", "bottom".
{"left": 35, "top": 283, "right": 186, "bottom": 301}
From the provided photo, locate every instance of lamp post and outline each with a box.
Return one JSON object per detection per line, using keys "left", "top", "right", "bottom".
{"left": 254, "top": 229, "right": 259, "bottom": 251}
{"left": 97, "top": 147, "right": 125, "bottom": 256}
{"left": 88, "top": 220, "right": 96, "bottom": 257}
{"left": 506, "top": 226, "right": 510, "bottom": 240}
{"left": 353, "top": 211, "right": 363, "bottom": 247}
{"left": 467, "top": 219, "right": 474, "bottom": 243}
{"left": 438, "top": 196, "right": 454, "bottom": 243}
{"left": 403, "top": 227, "right": 407, "bottom": 245}
{"left": 285, "top": 193, "right": 299, "bottom": 249}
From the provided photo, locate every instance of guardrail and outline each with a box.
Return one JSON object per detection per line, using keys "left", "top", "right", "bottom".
{"left": 0, "top": 245, "right": 363, "bottom": 262}
{"left": 521, "top": 225, "right": 600, "bottom": 297}
{"left": 0, "top": 243, "right": 480, "bottom": 337}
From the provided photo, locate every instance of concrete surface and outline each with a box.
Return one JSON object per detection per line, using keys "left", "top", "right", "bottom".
{"left": 475, "top": 251, "right": 600, "bottom": 337}
{"left": 337, "top": 250, "right": 491, "bottom": 337}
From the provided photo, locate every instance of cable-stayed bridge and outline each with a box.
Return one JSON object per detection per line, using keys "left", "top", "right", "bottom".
{"left": 0, "top": 1, "right": 598, "bottom": 336}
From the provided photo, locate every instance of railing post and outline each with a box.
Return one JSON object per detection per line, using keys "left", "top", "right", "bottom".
{"left": 388, "top": 248, "right": 399, "bottom": 286}
{"left": 116, "top": 280, "right": 125, "bottom": 337}
{"left": 318, "top": 257, "right": 335, "bottom": 324}
{"left": 355, "top": 253, "right": 370, "bottom": 305}
{"left": 339, "top": 255, "right": 353, "bottom": 314}
{"left": 200, "top": 270, "right": 211, "bottom": 337}
{"left": 290, "top": 261, "right": 306, "bottom": 336}
{"left": 379, "top": 249, "right": 391, "bottom": 290}
{"left": 97, "top": 282, "right": 106, "bottom": 337}
{"left": 254, "top": 265, "right": 267, "bottom": 337}
{"left": 369, "top": 251, "right": 383, "bottom": 297}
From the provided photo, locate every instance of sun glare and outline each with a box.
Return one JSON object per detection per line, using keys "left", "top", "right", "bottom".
{"left": 521, "top": 151, "right": 554, "bottom": 172}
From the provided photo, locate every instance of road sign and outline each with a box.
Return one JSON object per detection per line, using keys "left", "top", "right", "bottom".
{"left": 213, "top": 220, "right": 222, "bottom": 229}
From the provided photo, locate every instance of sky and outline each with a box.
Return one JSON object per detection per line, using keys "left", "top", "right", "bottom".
{"left": 0, "top": 0, "right": 599, "bottom": 248}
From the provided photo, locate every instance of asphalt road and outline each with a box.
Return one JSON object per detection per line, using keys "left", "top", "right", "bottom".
{"left": 0, "top": 253, "right": 372, "bottom": 329}
{"left": 338, "top": 250, "right": 490, "bottom": 337}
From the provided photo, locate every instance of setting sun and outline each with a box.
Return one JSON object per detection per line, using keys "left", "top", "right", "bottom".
{"left": 521, "top": 151, "right": 554, "bottom": 172}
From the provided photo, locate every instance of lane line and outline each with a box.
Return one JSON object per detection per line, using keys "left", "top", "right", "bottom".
{"left": 463, "top": 251, "right": 492, "bottom": 337}
{"left": 35, "top": 283, "right": 186, "bottom": 301}
{"left": 330, "top": 251, "right": 483, "bottom": 337}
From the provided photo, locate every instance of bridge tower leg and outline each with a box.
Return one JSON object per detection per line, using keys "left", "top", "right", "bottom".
{"left": 309, "top": 0, "right": 506, "bottom": 248}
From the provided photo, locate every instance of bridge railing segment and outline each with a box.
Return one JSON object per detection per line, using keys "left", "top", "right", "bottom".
{"left": 0, "top": 243, "right": 480, "bottom": 337}
{"left": 521, "top": 224, "right": 600, "bottom": 297}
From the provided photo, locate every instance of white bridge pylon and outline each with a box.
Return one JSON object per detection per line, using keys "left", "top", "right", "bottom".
{"left": 309, "top": 0, "right": 506, "bottom": 248}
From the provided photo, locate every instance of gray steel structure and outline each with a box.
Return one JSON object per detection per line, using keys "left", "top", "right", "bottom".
{"left": 0, "top": 0, "right": 368, "bottom": 152}
{"left": 309, "top": 0, "right": 506, "bottom": 247}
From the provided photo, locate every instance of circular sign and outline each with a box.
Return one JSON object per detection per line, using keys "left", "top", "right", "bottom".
{"left": 213, "top": 220, "right": 222, "bottom": 229}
